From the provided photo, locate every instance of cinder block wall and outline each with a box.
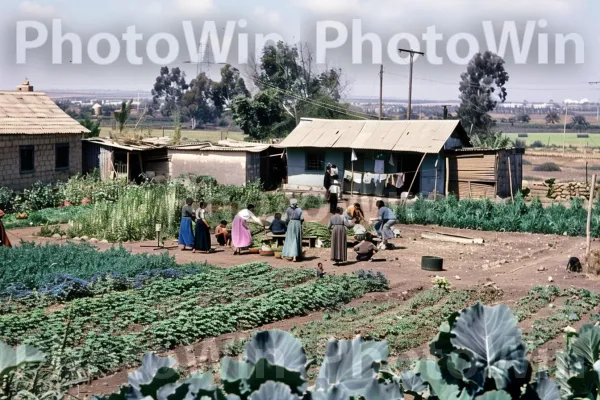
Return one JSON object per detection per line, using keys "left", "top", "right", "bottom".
{"left": 0, "top": 134, "right": 83, "bottom": 190}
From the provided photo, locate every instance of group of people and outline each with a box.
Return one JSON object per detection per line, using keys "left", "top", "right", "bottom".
{"left": 178, "top": 199, "right": 305, "bottom": 261}
{"left": 178, "top": 189, "right": 397, "bottom": 266}
{"left": 327, "top": 200, "right": 396, "bottom": 265}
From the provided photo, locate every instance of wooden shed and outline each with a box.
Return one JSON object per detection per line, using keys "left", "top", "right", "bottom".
{"left": 445, "top": 148, "right": 524, "bottom": 199}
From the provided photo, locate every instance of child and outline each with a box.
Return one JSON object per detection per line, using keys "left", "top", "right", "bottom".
{"left": 269, "top": 213, "right": 287, "bottom": 235}
{"left": 215, "top": 220, "right": 231, "bottom": 247}
{"left": 316, "top": 263, "right": 326, "bottom": 279}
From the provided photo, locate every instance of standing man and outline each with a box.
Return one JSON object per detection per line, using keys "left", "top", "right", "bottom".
{"left": 375, "top": 200, "right": 397, "bottom": 248}
{"left": 0, "top": 210, "right": 12, "bottom": 248}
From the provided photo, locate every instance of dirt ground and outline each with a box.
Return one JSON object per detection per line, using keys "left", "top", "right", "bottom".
{"left": 7, "top": 219, "right": 600, "bottom": 397}
{"left": 524, "top": 154, "right": 600, "bottom": 183}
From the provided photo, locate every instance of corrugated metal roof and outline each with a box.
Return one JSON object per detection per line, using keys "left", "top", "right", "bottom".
{"left": 279, "top": 118, "right": 471, "bottom": 153}
{"left": 83, "top": 137, "right": 165, "bottom": 151}
{"left": 168, "top": 140, "right": 271, "bottom": 153}
{"left": 0, "top": 91, "right": 90, "bottom": 135}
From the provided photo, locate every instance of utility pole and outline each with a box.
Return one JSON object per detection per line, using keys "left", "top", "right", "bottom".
{"left": 379, "top": 65, "right": 383, "bottom": 120}
{"left": 589, "top": 82, "right": 600, "bottom": 122}
{"left": 399, "top": 48, "right": 425, "bottom": 120}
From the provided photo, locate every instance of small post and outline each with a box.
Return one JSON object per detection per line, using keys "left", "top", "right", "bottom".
{"left": 586, "top": 162, "right": 589, "bottom": 185}
{"left": 586, "top": 174, "right": 597, "bottom": 260}
{"left": 508, "top": 156, "right": 514, "bottom": 201}
{"left": 403, "top": 153, "right": 427, "bottom": 205}
{"left": 433, "top": 159, "right": 438, "bottom": 200}
{"left": 126, "top": 152, "right": 130, "bottom": 182}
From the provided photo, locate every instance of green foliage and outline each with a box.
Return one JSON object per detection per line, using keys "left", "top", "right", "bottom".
{"left": 457, "top": 51, "right": 509, "bottom": 140}
{"left": 556, "top": 323, "right": 600, "bottom": 399}
{"left": 0, "top": 242, "right": 180, "bottom": 294}
{"left": 37, "top": 224, "right": 65, "bottom": 238}
{"left": 396, "top": 195, "right": 598, "bottom": 237}
{"left": 0, "top": 187, "right": 14, "bottom": 211}
{"left": 570, "top": 115, "right": 590, "bottom": 133}
{"left": 2, "top": 205, "right": 89, "bottom": 230}
{"left": 533, "top": 162, "right": 561, "bottom": 172}
{"left": 80, "top": 118, "right": 101, "bottom": 138}
{"left": 114, "top": 100, "right": 133, "bottom": 134}
{"left": 432, "top": 276, "right": 450, "bottom": 291}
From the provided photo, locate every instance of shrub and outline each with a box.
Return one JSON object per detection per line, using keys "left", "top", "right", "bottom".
{"left": 513, "top": 139, "right": 526, "bottom": 149}
{"left": 0, "top": 187, "right": 14, "bottom": 212}
{"left": 530, "top": 140, "right": 545, "bottom": 148}
{"left": 533, "top": 162, "right": 561, "bottom": 172}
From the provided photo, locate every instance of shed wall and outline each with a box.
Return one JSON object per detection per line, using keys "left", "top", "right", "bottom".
{"left": 168, "top": 150, "right": 247, "bottom": 186}
{"left": 287, "top": 148, "right": 344, "bottom": 188}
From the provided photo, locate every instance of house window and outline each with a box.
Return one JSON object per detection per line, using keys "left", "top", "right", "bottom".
{"left": 306, "top": 152, "right": 325, "bottom": 171}
{"left": 55, "top": 143, "right": 70, "bottom": 170}
{"left": 19, "top": 145, "right": 34, "bottom": 174}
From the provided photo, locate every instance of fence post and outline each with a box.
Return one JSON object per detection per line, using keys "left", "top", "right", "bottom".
{"left": 586, "top": 174, "right": 597, "bottom": 261}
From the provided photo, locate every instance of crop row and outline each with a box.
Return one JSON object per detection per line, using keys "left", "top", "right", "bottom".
{"left": 396, "top": 194, "right": 600, "bottom": 237}
{"left": 0, "top": 273, "right": 386, "bottom": 382}
{"left": 0, "top": 242, "right": 188, "bottom": 295}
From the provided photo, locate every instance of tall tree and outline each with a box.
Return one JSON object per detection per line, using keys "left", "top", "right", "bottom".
{"left": 571, "top": 115, "right": 590, "bottom": 132}
{"left": 151, "top": 67, "right": 189, "bottom": 117}
{"left": 211, "top": 64, "right": 250, "bottom": 114}
{"left": 80, "top": 118, "right": 101, "bottom": 138}
{"left": 113, "top": 100, "right": 133, "bottom": 135}
{"left": 231, "top": 89, "right": 294, "bottom": 140}
{"left": 181, "top": 73, "right": 216, "bottom": 129}
{"left": 545, "top": 111, "right": 560, "bottom": 124}
{"left": 457, "top": 51, "right": 509, "bottom": 141}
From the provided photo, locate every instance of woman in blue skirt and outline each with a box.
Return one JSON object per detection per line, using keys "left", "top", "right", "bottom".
{"left": 179, "top": 198, "right": 195, "bottom": 250}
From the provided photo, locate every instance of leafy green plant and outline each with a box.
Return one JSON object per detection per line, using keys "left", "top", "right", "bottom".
{"left": 556, "top": 323, "right": 600, "bottom": 400}
{"left": 432, "top": 276, "right": 450, "bottom": 291}
{"left": 37, "top": 225, "right": 66, "bottom": 238}
{"left": 417, "top": 302, "right": 558, "bottom": 399}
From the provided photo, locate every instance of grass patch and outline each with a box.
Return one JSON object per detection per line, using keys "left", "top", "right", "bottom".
{"left": 533, "top": 162, "right": 561, "bottom": 172}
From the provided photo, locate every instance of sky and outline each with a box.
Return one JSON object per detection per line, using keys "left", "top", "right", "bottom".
{"left": 1, "top": 0, "right": 599, "bottom": 102}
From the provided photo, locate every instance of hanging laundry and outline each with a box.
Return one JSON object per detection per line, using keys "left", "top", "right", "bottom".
{"left": 351, "top": 149, "right": 358, "bottom": 162}
{"left": 374, "top": 160, "right": 385, "bottom": 174}
{"left": 363, "top": 173, "right": 374, "bottom": 184}
{"left": 343, "top": 171, "right": 353, "bottom": 181}
{"left": 395, "top": 173, "right": 405, "bottom": 189}
{"left": 353, "top": 172, "right": 363, "bottom": 184}
{"left": 389, "top": 153, "right": 395, "bottom": 166}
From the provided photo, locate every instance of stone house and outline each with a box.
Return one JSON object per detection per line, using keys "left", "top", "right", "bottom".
{"left": 0, "top": 81, "right": 89, "bottom": 190}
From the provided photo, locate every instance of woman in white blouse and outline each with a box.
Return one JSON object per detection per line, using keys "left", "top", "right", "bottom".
{"left": 193, "top": 201, "right": 211, "bottom": 253}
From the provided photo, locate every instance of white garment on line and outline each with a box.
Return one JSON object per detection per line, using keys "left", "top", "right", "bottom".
{"left": 395, "top": 173, "right": 405, "bottom": 188}
{"left": 343, "top": 171, "right": 353, "bottom": 181}
{"left": 353, "top": 173, "right": 362, "bottom": 184}
{"left": 363, "top": 173, "right": 374, "bottom": 184}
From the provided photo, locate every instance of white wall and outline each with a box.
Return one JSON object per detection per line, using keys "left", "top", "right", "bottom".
{"left": 169, "top": 150, "right": 247, "bottom": 186}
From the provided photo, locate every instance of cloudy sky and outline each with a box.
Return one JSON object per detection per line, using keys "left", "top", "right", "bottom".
{"left": 0, "top": 0, "right": 599, "bottom": 102}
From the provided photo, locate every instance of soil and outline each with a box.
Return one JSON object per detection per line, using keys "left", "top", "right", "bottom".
{"left": 524, "top": 154, "right": 600, "bottom": 183}
{"left": 7, "top": 210, "right": 600, "bottom": 397}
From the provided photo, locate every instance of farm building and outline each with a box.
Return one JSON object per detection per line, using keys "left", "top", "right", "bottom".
{"left": 167, "top": 140, "right": 286, "bottom": 189}
{"left": 0, "top": 80, "right": 89, "bottom": 190}
{"left": 279, "top": 118, "right": 523, "bottom": 199}
{"left": 82, "top": 137, "right": 169, "bottom": 182}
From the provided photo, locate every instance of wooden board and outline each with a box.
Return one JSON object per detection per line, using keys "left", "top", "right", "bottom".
{"left": 421, "top": 232, "right": 485, "bottom": 245}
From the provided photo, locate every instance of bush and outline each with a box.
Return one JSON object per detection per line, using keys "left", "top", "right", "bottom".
{"left": 533, "top": 162, "right": 561, "bottom": 172}
{"left": 0, "top": 187, "right": 14, "bottom": 212}
{"left": 514, "top": 139, "right": 526, "bottom": 149}
{"left": 530, "top": 140, "right": 545, "bottom": 148}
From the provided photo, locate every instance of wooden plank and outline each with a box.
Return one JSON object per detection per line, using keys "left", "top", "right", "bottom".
{"left": 421, "top": 232, "right": 485, "bottom": 245}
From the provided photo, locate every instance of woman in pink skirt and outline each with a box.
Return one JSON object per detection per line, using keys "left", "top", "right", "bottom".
{"left": 232, "top": 204, "right": 264, "bottom": 255}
